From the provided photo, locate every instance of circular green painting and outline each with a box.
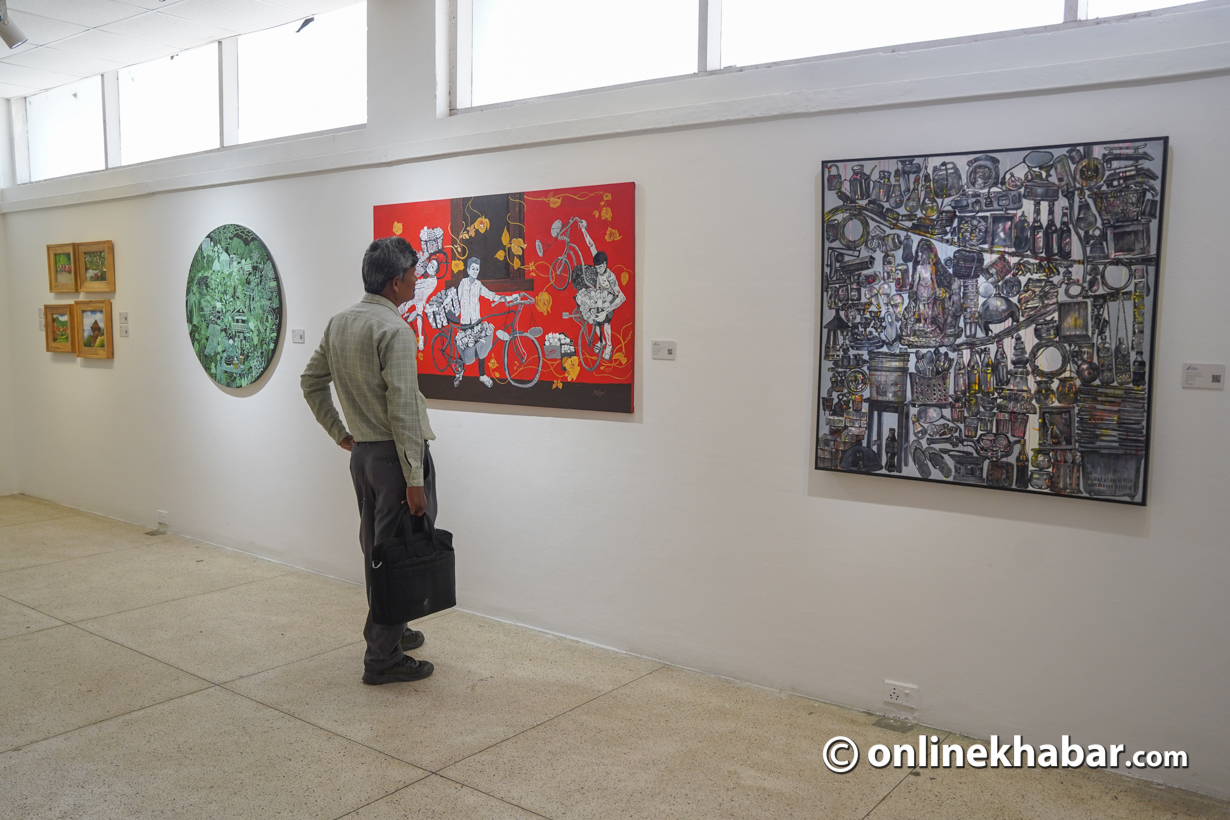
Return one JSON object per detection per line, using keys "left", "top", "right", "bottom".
{"left": 185, "top": 224, "right": 283, "bottom": 388}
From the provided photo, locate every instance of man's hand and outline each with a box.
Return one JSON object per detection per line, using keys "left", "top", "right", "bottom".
{"left": 405, "top": 485, "right": 427, "bottom": 517}
{"left": 339, "top": 435, "right": 354, "bottom": 452}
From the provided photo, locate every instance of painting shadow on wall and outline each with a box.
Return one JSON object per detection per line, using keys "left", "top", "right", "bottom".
{"left": 804, "top": 171, "right": 1149, "bottom": 540}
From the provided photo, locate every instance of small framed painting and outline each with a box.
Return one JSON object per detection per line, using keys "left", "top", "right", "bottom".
{"left": 44, "top": 305, "right": 74, "bottom": 353}
{"left": 74, "top": 300, "right": 113, "bottom": 359}
{"left": 47, "top": 244, "right": 77, "bottom": 293}
{"left": 75, "top": 241, "right": 115, "bottom": 292}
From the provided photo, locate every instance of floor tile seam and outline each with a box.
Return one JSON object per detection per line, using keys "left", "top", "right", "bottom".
{"left": 58, "top": 622, "right": 222, "bottom": 685}
{"left": 0, "top": 684, "right": 221, "bottom": 756}
{"left": 326, "top": 774, "right": 451, "bottom": 820}
{"left": 859, "top": 731, "right": 953, "bottom": 820}
{"left": 217, "top": 639, "right": 367, "bottom": 687}
{"left": 220, "top": 685, "right": 439, "bottom": 773}
{"left": 436, "top": 663, "right": 668, "bottom": 774}
{"left": 0, "top": 536, "right": 156, "bottom": 575}
{"left": 0, "top": 513, "right": 79, "bottom": 530}
{"left": 66, "top": 569, "right": 307, "bottom": 626}
{"left": 432, "top": 773, "right": 558, "bottom": 819}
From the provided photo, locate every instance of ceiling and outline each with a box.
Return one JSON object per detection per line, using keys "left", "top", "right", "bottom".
{"left": 0, "top": 0, "right": 362, "bottom": 99}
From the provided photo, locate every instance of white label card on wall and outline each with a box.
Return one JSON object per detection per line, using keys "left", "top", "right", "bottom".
{"left": 1182, "top": 363, "right": 1225, "bottom": 390}
{"left": 37, "top": 308, "right": 44, "bottom": 331}
{"left": 651, "top": 340, "right": 677, "bottom": 361}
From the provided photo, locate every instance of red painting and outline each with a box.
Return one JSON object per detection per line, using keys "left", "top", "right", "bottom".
{"left": 373, "top": 182, "right": 635, "bottom": 413}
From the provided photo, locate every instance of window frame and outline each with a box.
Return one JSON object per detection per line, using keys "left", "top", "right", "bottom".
{"left": 448, "top": 0, "right": 1224, "bottom": 113}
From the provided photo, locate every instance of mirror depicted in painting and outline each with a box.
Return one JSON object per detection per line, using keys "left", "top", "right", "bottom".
{"left": 44, "top": 305, "right": 74, "bottom": 353}
{"left": 374, "top": 182, "right": 635, "bottom": 413}
{"left": 816, "top": 138, "right": 1166, "bottom": 505}
{"left": 47, "top": 244, "right": 77, "bottom": 293}
{"left": 75, "top": 240, "right": 116, "bottom": 293}
{"left": 73, "top": 300, "right": 113, "bottom": 359}
{"left": 185, "top": 224, "right": 283, "bottom": 388}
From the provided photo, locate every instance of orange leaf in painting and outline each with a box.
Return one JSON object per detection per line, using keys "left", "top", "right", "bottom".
{"left": 563, "top": 356, "right": 580, "bottom": 381}
{"left": 600, "top": 206, "right": 612, "bottom": 221}
{"left": 602, "top": 192, "right": 612, "bottom": 201}
{"left": 451, "top": 260, "right": 465, "bottom": 273}
{"left": 477, "top": 217, "right": 490, "bottom": 233}
{"left": 496, "top": 250, "right": 506, "bottom": 261}
{"left": 552, "top": 379, "right": 563, "bottom": 390}
{"left": 620, "top": 271, "right": 629, "bottom": 286}
{"left": 392, "top": 222, "right": 403, "bottom": 236}
{"left": 510, "top": 238, "right": 526, "bottom": 254}
{"left": 501, "top": 227, "right": 510, "bottom": 246}
{"left": 535, "top": 291, "right": 553, "bottom": 315}
{"left": 605, "top": 228, "right": 622, "bottom": 242}
{"left": 549, "top": 197, "right": 562, "bottom": 208}
{"left": 512, "top": 258, "right": 521, "bottom": 269}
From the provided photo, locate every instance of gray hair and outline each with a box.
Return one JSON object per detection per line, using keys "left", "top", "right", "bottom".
{"left": 362, "top": 237, "right": 419, "bottom": 294}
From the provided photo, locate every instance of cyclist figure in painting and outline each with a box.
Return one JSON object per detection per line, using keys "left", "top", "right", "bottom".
{"left": 455, "top": 256, "right": 509, "bottom": 387}
{"left": 573, "top": 251, "right": 625, "bottom": 361}
{"left": 398, "top": 227, "right": 446, "bottom": 351}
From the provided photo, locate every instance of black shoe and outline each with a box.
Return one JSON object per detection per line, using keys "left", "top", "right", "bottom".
{"left": 362, "top": 656, "right": 434, "bottom": 685}
{"left": 401, "top": 628, "right": 424, "bottom": 651}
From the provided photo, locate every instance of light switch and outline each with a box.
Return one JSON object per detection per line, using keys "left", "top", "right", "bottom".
{"left": 291, "top": 329, "right": 306, "bottom": 344}
{"left": 651, "top": 340, "right": 677, "bottom": 361}
{"left": 1182, "top": 363, "right": 1225, "bottom": 390}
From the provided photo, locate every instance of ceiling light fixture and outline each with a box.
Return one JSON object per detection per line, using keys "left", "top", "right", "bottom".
{"left": 0, "top": 0, "right": 29, "bottom": 49}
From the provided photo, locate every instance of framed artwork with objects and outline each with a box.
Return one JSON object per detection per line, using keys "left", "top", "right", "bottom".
{"left": 816, "top": 139, "right": 1166, "bottom": 505}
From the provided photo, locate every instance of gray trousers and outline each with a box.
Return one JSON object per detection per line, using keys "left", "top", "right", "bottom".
{"left": 350, "top": 440, "right": 437, "bottom": 673}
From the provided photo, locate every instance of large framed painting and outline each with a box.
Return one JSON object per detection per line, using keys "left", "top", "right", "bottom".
{"left": 185, "top": 224, "right": 283, "bottom": 388}
{"left": 816, "top": 138, "right": 1166, "bottom": 505}
{"left": 73, "top": 300, "right": 113, "bottom": 359}
{"left": 47, "top": 244, "right": 77, "bottom": 293}
{"left": 75, "top": 240, "right": 116, "bottom": 292}
{"left": 374, "top": 182, "right": 635, "bottom": 413}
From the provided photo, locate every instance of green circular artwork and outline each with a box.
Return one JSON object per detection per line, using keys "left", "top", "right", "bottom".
{"left": 185, "top": 224, "right": 283, "bottom": 388}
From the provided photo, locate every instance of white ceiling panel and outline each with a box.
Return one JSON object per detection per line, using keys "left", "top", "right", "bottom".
{"left": 0, "top": 81, "right": 38, "bottom": 97}
{"left": 0, "top": 61, "right": 80, "bottom": 88}
{"left": 2, "top": 45, "right": 122, "bottom": 77}
{"left": 53, "top": 29, "right": 177, "bottom": 63}
{"left": 5, "top": 10, "right": 88, "bottom": 44}
{"left": 7, "top": 0, "right": 145, "bottom": 28}
{"left": 102, "top": 10, "right": 231, "bottom": 49}
{"left": 162, "top": 0, "right": 300, "bottom": 32}
{"left": 267, "top": 0, "right": 364, "bottom": 15}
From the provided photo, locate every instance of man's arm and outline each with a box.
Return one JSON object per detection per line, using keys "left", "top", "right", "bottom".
{"left": 301, "top": 322, "right": 351, "bottom": 446}
{"left": 381, "top": 324, "right": 427, "bottom": 499}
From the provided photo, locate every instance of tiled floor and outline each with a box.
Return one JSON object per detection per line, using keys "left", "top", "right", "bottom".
{"left": 1, "top": 494, "right": 1226, "bottom": 820}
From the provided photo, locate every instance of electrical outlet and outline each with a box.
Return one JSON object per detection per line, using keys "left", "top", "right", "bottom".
{"left": 884, "top": 680, "right": 919, "bottom": 709}
{"left": 156, "top": 510, "right": 169, "bottom": 526}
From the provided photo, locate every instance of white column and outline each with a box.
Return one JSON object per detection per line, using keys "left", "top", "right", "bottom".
{"left": 102, "top": 70, "right": 120, "bottom": 167}
{"left": 10, "top": 97, "right": 29, "bottom": 184}
{"left": 699, "top": 0, "right": 722, "bottom": 73}
{"left": 220, "top": 37, "right": 239, "bottom": 146}
{"left": 453, "top": 0, "right": 472, "bottom": 109}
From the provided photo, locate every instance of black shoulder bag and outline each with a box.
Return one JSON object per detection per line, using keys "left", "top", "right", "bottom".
{"left": 368, "top": 512, "right": 455, "bottom": 625}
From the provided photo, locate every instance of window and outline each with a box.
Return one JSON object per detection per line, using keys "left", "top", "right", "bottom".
{"left": 236, "top": 2, "right": 367, "bottom": 145}
{"left": 25, "top": 77, "right": 106, "bottom": 182}
{"left": 721, "top": 0, "right": 1065, "bottom": 68}
{"left": 468, "top": 0, "right": 698, "bottom": 107}
{"left": 119, "top": 44, "right": 220, "bottom": 166}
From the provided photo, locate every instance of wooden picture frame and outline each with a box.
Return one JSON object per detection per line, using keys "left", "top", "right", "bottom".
{"left": 47, "top": 244, "right": 77, "bottom": 293}
{"left": 44, "top": 304, "right": 75, "bottom": 353}
{"left": 75, "top": 240, "right": 116, "bottom": 292}
{"left": 73, "top": 300, "right": 114, "bottom": 359}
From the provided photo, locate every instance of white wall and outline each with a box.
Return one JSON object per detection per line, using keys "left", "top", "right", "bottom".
{"left": 3, "top": 0, "right": 1229, "bottom": 799}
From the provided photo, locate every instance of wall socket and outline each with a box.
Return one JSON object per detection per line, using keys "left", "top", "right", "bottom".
{"left": 884, "top": 680, "right": 919, "bottom": 709}
{"left": 156, "top": 510, "right": 169, "bottom": 526}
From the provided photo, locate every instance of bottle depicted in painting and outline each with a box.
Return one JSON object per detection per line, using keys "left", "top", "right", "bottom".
{"left": 571, "top": 251, "right": 626, "bottom": 361}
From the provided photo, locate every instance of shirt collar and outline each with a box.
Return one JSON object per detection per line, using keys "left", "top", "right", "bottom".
{"left": 361, "top": 293, "right": 399, "bottom": 313}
